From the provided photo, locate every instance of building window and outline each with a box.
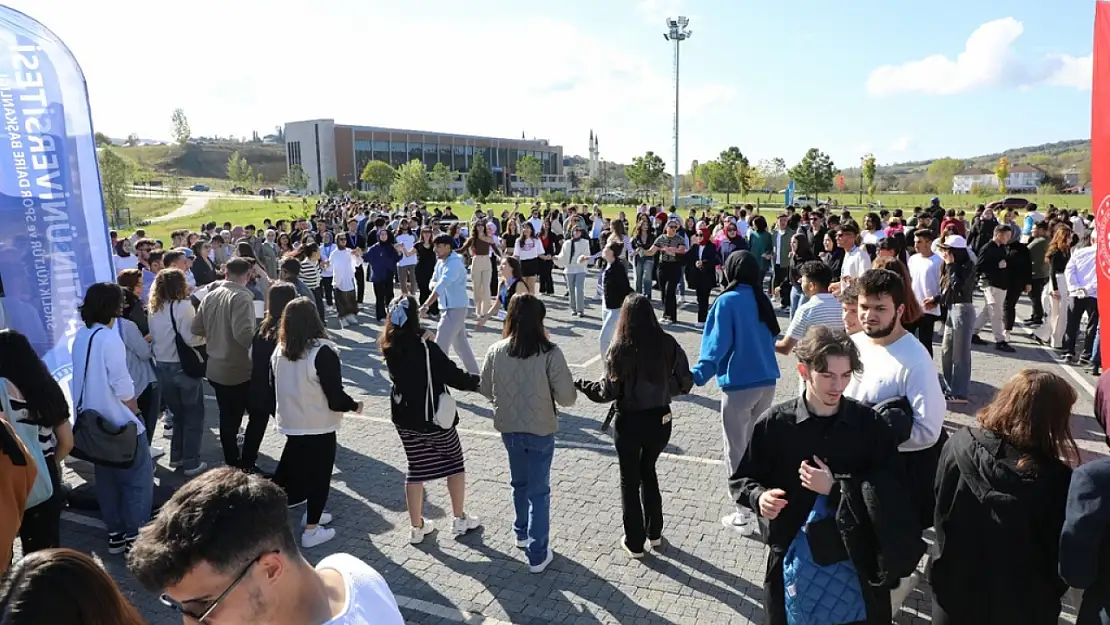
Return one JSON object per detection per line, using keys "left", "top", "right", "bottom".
{"left": 453, "top": 145, "right": 466, "bottom": 171}
{"left": 408, "top": 142, "right": 422, "bottom": 165}
{"left": 465, "top": 145, "right": 474, "bottom": 169}
{"left": 508, "top": 148, "right": 518, "bottom": 173}
{"left": 372, "top": 140, "right": 389, "bottom": 163}
{"left": 497, "top": 147, "right": 508, "bottom": 169}
{"left": 287, "top": 141, "right": 301, "bottom": 167}
{"left": 440, "top": 143, "right": 451, "bottom": 168}
{"left": 390, "top": 141, "right": 406, "bottom": 167}
{"left": 424, "top": 143, "right": 438, "bottom": 168}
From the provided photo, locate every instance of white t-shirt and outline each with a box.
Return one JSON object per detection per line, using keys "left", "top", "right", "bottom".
{"left": 862, "top": 230, "right": 886, "bottom": 246}
{"left": 840, "top": 246, "right": 872, "bottom": 281}
{"left": 736, "top": 219, "right": 750, "bottom": 238}
{"left": 317, "top": 553, "right": 405, "bottom": 625}
{"left": 329, "top": 248, "right": 359, "bottom": 292}
{"left": 115, "top": 254, "right": 139, "bottom": 273}
{"left": 844, "top": 333, "right": 945, "bottom": 453}
{"left": 515, "top": 236, "right": 541, "bottom": 261}
{"left": 395, "top": 233, "right": 417, "bottom": 267}
{"left": 907, "top": 253, "right": 943, "bottom": 316}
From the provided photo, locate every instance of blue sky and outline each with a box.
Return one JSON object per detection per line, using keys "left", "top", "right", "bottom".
{"left": 11, "top": 0, "right": 1096, "bottom": 171}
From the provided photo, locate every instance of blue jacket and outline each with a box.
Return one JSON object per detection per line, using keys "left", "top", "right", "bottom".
{"left": 691, "top": 286, "right": 779, "bottom": 391}
{"left": 363, "top": 243, "right": 400, "bottom": 283}
{"left": 432, "top": 252, "right": 469, "bottom": 310}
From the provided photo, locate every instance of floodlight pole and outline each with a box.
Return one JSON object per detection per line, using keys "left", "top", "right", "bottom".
{"left": 666, "top": 17, "right": 691, "bottom": 210}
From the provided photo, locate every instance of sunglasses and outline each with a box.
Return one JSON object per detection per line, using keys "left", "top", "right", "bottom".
{"left": 159, "top": 551, "right": 276, "bottom": 623}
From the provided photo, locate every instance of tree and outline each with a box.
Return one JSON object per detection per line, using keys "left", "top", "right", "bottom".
{"left": 167, "top": 176, "right": 183, "bottom": 199}
{"left": 995, "top": 157, "right": 1010, "bottom": 193}
{"left": 861, "top": 154, "right": 877, "bottom": 197}
{"left": 430, "top": 162, "right": 454, "bottom": 199}
{"left": 715, "top": 147, "right": 751, "bottom": 203}
{"left": 324, "top": 177, "right": 341, "bottom": 195}
{"left": 582, "top": 176, "right": 600, "bottom": 191}
{"left": 788, "top": 148, "right": 837, "bottom": 197}
{"left": 517, "top": 154, "right": 543, "bottom": 196}
{"left": 566, "top": 169, "right": 580, "bottom": 190}
{"left": 466, "top": 151, "right": 494, "bottom": 199}
{"left": 98, "top": 148, "right": 133, "bottom": 227}
{"left": 226, "top": 150, "right": 255, "bottom": 188}
{"left": 624, "top": 151, "right": 666, "bottom": 197}
{"left": 94, "top": 131, "right": 113, "bottom": 148}
{"left": 393, "top": 159, "right": 430, "bottom": 204}
{"left": 284, "top": 164, "right": 309, "bottom": 191}
{"left": 755, "top": 158, "right": 787, "bottom": 192}
{"left": 924, "top": 158, "right": 963, "bottom": 195}
{"left": 124, "top": 133, "right": 140, "bottom": 147}
{"left": 171, "top": 108, "right": 191, "bottom": 146}
{"left": 360, "top": 160, "right": 395, "bottom": 194}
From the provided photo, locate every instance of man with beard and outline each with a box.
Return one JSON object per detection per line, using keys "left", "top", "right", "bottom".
{"left": 844, "top": 268, "right": 946, "bottom": 611}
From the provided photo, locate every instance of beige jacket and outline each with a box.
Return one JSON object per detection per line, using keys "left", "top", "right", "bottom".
{"left": 191, "top": 280, "right": 255, "bottom": 385}
{"left": 479, "top": 339, "right": 576, "bottom": 436}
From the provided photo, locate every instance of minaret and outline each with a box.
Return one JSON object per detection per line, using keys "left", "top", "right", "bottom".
{"left": 588, "top": 130, "right": 599, "bottom": 178}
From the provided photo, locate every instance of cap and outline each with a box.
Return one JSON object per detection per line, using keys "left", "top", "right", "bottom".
{"left": 938, "top": 234, "right": 967, "bottom": 249}
{"left": 182, "top": 248, "right": 195, "bottom": 259}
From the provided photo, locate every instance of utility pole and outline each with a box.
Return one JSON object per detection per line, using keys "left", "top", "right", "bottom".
{"left": 665, "top": 17, "right": 691, "bottom": 209}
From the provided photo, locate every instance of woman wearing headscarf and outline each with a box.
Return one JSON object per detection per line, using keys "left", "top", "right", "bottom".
{"left": 686, "top": 225, "right": 720, "bottom": 328}
{"left": 690, "top": 251, "right": 780, "bottom": 536}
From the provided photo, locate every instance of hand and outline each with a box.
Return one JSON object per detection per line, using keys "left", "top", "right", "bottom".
{"left": 922, "top": 296, "right": 935, "bottom": 307}
{"left": 144, "top": 334, "right": 152, "bottom": 343}
{"left": 476, "top": 316, "right": 487, "bottom": 329}
{"left": 758, "top": 489, "right": 788, "bottom": 520}
{"left": 1024, "top": 284, "right": 1032, "bottom": 294}
{"left": 799, "top": 456, "right": 834, "bottom": 495}
{"left": 773, "top": 286, "right": 781, "bottom": 297}
{"left": 696, "top": 260, "right": 704, "bottom": 269}
{"left": 577, "top": 255, "right": 589, "bottom": 263}
{"left": 423, "top": 330, "right": 436, "bottom": 341}
{"left": 998, "top": 259, "right": 1007, "bottom": 269}
{"left": 829, "top": 282, "right": 842, "bottom": 295}
{"left": 353, "top": 401, "right": 364, "bottom": 415}
{"left": 418, "top": 305, "right": 428, "bottom": 319}
{"left": 1052, "top": 290, "right": 1060, "bottom": 300}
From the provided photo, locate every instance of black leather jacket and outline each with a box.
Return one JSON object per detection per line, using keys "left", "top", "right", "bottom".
{"left": 575, "top": 333, "right": 692, "bottom": 415}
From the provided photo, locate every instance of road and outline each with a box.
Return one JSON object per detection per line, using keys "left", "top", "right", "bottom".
{"left": 40, "top": 279, "right": 1095, "bottom": 624}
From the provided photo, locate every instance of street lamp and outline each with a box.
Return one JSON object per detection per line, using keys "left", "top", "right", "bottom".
{"left": 858, "top": 155, "right": 865, "bottom": 207}
{"left": 664, "top": 16, "right": 691, "bottom": 210}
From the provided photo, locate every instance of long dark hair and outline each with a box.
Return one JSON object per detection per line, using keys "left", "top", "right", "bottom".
{"left": 501, "top": 256, "right": 524, "bottom": 283}
{"left": 0, "top": 330, "right": 69, "bottom": 429}
{"left": 606, "top": 293, "right": 667, "bottom": 384}
{"left": 0, "top": 548, "right": 146, "bottom": 625}
{"left": 720, "top": 251, "right": 780, "bottom": 336}
{"left": 503, "top": 293, "right": 553, "bottom": 358}
{"left": 278, "top": 298, "right": 328, "bottom": 361}
{"left": 258, "top": 282, "right": 298, "bottom": 342}
{"left": 789, "top": 232, "right": 814, "bottom": 262}
{"left": 378, "top": 295, "right": 421, "bottom": 357}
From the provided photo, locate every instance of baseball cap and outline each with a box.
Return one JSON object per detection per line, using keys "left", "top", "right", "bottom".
{"left": 938, "top": 234, "right": 968, "bottom": 249}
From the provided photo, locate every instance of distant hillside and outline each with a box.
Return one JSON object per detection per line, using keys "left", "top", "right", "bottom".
{"left": 881, "top": 139, "right": 1090, "bottom": 175}
{"left": 117, "top": 142, "right": 288, "bottom": 183}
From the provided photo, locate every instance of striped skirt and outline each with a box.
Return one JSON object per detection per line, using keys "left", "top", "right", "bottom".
{"left": 396, "top": 427, "right": 465, "bottom": 483}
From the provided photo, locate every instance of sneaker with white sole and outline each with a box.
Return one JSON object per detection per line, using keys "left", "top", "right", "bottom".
{"left": 409, "top": 519, "right": 435, "bottom": 545}
{"left": 529, "top": 549, "right": 554, "bottom": 573}
{"left": 161, "top": 425, "right": 173, "bottom": 439}
{"left": 301, "top": 526, "right": 336, "bottom": 549}
{"left": 648, "top": 537, "right": 663, "bottom": 549}
{"left": 182, "top": 462, "right": 208, "bottom": 478}
{"left": 288, "top": 498, "right": 308, "bottom": 509}
{"left": 515, "top": 535, "right": 532, "bottom": 549}
{"left": 302, "top": 511, "right": 333, "bottom": 527}
{"left": 721, "top": 511, "right": 756, "bottom": 536}
{"left": 338, "top": 317, "right": 347, "bottom": 329}
{"left": 451, "top": 515, "right": 481, "bottom": 537}
{"left": 621, "top": 537, "right": 645, "bottom": 559}
{"left": 107, "top": 532, "right": 127, "bottom": 555}
{"left": 149, "top": 446, "right": 166, "bottom": 460}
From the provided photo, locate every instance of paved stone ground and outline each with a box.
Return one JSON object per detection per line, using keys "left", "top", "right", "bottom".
{"left": 26, "top": 269, "right": 1100, "bottom": 624}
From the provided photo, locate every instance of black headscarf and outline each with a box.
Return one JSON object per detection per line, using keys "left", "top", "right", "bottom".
{"left": 721, "top": 250, "right": 780, "bottom": 337}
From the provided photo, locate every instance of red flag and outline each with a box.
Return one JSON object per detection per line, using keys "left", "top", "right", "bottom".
{"left": 1094, "top": 1, "right": 1110, "bottom": 360}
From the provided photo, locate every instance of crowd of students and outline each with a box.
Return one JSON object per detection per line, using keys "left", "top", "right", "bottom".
{"left": 0, "top": 195, "right": 1108, "bottom": 625}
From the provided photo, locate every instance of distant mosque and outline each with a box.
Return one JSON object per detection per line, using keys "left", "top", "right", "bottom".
{"left": 588, "top": 130, "right": 600, "bottom": 178}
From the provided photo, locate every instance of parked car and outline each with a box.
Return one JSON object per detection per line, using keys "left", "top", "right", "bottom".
{"left": 258, "top": 187, "right": 275, "bottom": 198}
{"left": 190, "top": 184, "right": 210, "bottom": 192}
{"left": 677, "top": 194, "right": 714, "bottom": 207}
{"left": 230, "top": 186, "right": 247, "bottom": 194}
{"left": 986, "top": 196, "right": 1030, "bottom": 211}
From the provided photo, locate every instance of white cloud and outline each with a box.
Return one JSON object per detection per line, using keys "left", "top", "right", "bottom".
{"left": 13, "top": 0, "right": 735, "bottom": 163}
{"left": 866, "top": 17, "right": 1092, "bottom": 96}
{"left": 889, "top": 136, "right": 912, "bottom": 152}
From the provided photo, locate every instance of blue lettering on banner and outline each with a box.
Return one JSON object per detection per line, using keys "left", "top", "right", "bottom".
{"left": 0, "top": 8, "right": 114, "bottom": 410}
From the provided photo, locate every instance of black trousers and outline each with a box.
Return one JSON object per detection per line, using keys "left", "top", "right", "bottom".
{"left": 773, "top": 264, "right": 790, "bottom": 308}
{"left": 1003, "top": 286, "right": 1024, "bottom": 332}
{"left": 417, "top": 270, "right": 438, "bottom": 316}
{"left": 1029, "top": 277, "right": 1048, "bottom": 322}
{"left": 320, "top": 276, "right": 334, "bottom": 306}
{"left": 137, "top": 383, "right": 159, "bottom": 445}
{"left": 355, "top": 266, "right": 366, "bottom": 303}
{"left": 311, "top": 286, "right": 326, "bottom": 325}
{"left": 1064, "top": 296, "right": 1100, "bottom": 358}
{"left": 539, "top": 259, "right": 555, "bottom": 294}
{"left": 240, "top": 405, "right": 270, "bottom": 470}
{"left": 614, "top": 419, "right": 671, "bottom": 549}
{"left": 274, "top": 432, "right": 337, "bottom": 526}
{"left": 373, "top": 280, "right": 394, "bottom": 321}
{"left": 658, "top": 262, "right": 682, "bottom": 320}
{"left": 19, "top": 454, "right": 62, "bottom": 554}
{"left": 209, "top": 379, "right": 252, "bottom": 467}
{"left": 695, "top": 282, "right": 713, "bottom": 323}
{"left": 913, "top": 313, "right": 939, "bottom": 357}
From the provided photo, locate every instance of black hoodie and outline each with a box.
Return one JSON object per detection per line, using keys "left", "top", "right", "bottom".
{"left": 931, "top": 426, "right": 1072, "bottom": 625}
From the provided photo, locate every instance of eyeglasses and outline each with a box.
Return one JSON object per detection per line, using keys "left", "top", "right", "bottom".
{"left": 159, "top": 551, "right": 276, "bottom": 623}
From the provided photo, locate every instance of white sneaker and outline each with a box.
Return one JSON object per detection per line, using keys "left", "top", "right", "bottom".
{"left": 649, "top": 536, "right": 663, "bottom": 549}
{"left": 161, "top": 426, "right": 173, "bottom": 439}
{"left": 695, "top": 322, "right": 704, "bottom": 329}
{"left": 338, "top": 317, "right": 347, "bottom": 329}
{"left": 515, "top": 536, "right": 533, "bottom": 548}
{"left": 721, "top": 511, "right": 756, "bottom": 537}
{"left": 302, "top": 511, "right": 333, "bottom": 527}
{"left": 182, "top": 462, "right": 208, "bottom": 477}
{"left": 451, "top": 515, "right": 481, "bottom": 537}
{"left": 409, "top": 519, "right": 435, "bottom": 544}
{"left": 149, "top": 446, "right": 166, "bottom": 460}
{"left": 301, "top": 526, "right": 336, "bottom": 549}
{"left": 529, "top": 549, "right": 554, "bottom": 573}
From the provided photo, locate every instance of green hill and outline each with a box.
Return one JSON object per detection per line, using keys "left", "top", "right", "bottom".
{"left": 118, "top": 142, "right": 287, "bottom": 185}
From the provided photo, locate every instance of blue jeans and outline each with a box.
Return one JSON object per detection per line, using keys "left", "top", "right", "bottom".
{"left": 155, "top": 361, "right": 205, "bottom": 469}
{"left": 501, "top": 432, "right": 554, "bottom": 565}
{"left": 942, "top": 302, "right": 975, "bottom": 398}
{"left": 600, "top": 307, "right": 620, "bottom": 356}
{"left": 634, "top": 256, "right": 655, "bottom": 298}
{"left": 565, "top": 272, "right": 586, "bottom": 314}
{"left": 93, "top": 435, "right": 153, "bottom": 537}
{"left": 789, "top": 286, "right": 808, "bottom": 320}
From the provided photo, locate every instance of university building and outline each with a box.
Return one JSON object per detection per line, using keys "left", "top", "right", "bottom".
{"left": 284, "top": 119, "right": 567, "bottom": 195}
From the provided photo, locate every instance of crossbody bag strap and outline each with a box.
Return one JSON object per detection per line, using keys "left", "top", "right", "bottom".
{"left": 169, "top": 300, "right": 183, "bottom": 339}
{"left": 423, "top": 339, "right": 433, "bottom": 422}
{"left": 75, "top": 327, "right": 102, "bottom": 412}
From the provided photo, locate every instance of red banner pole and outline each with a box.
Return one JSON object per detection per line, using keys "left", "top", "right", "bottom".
{"left": 1094, "top": 0, "right": 1110, "bottom": 361}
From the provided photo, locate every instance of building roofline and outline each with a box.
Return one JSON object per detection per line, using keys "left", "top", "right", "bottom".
{"left": 285, "top": 120, "right": 561, "bottom": 148}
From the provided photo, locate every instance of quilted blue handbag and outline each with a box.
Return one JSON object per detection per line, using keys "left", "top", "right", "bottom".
{"left": 783, "top": 494, "right": 866, "bottom": 625}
